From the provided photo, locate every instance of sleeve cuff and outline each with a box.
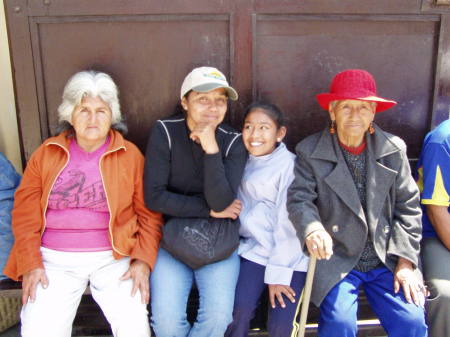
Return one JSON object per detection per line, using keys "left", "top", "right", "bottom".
{"left": 264, "top": 264, "right": 294, "bottom": 285}
{"left": 388, "top": 250, "right": 419, "bottom": 269}
{"left": 304, "top": 222, "right": 326, "bottom": 241}
{"left": 421, "top": 199, "right": 449, "bottom": 207}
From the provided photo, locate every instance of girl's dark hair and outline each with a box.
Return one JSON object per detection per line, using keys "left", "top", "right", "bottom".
{"left": 244, "top": 102, "right": 285, "bottom": 129}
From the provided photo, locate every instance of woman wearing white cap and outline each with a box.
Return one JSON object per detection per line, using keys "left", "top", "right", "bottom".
{"left": 144, "top": 67, "right": 247, "bottom": 337}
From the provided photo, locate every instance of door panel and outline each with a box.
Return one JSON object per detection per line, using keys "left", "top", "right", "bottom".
{"left": 34, "top": 15, "right": 230, "bottom": 149}
{"left": 4, "top": 0, "right": 450, "bottom": 162}
{"left": 254, "top": 16, "right": 438, "bottom": 154}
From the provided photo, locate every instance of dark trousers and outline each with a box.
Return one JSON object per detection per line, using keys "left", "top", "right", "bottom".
{"left": 225, "top": 257, "right": 306, "bottom": 337}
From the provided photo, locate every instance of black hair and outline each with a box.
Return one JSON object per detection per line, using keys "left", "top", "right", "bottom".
{"left": 243, "top": 102, "right": 285, "bottom": 129}
{"left": 183, "top": 90, "right": 193, "bottom": 100}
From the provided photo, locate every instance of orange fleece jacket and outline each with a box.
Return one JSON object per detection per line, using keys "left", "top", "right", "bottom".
{"left": 4, "top": 130, "right": 163, "bottom": 280}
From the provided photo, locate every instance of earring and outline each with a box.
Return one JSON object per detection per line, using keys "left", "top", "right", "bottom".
{"left": 329, "top": 120, "right": 336, "bottom": 134}
{"left": 369, "top": 122, "right": 375, "bottom": 134}
{"left": 277, "top": 138, "right": 281, "bottom": 142}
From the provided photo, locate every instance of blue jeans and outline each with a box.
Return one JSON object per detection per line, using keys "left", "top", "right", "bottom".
{"left": 150, "top": 248, "right": 240, "bottom": 337}
{"left": 319, "top": 266, "right": 427, "bottom": 337}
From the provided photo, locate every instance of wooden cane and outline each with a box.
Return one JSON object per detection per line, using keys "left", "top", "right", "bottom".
{"left": 297, "top": 256, "right": 317, "bottom": 337}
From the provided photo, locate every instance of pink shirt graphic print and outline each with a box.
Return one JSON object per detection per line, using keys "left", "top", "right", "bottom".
{"left": 48, "top": 170, "right": 108, "bottom": 211}
{"left": 42, "top": 137, "right": 112, "bottom": 252}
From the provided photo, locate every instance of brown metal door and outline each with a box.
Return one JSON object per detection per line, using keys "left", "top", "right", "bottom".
{"left": 4, "top": 0, "right": 450, "bottom": 162}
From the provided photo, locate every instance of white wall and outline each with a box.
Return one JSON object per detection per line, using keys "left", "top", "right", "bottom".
{"left": 0, "top": 2, "right": 22, "bottom": 172}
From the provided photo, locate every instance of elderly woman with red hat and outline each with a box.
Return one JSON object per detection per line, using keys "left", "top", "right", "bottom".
{"left": 287, "top": 69, "right": 428, "bottom": 337}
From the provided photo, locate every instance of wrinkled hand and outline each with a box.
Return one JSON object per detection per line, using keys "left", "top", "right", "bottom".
{"left": 22, "top": 268, "right": 48, "bottom": 305}
{"left": 268, "top": 284, "right": 296, "bottom": 309}
{"left": 305, "top": 229, "right": 333, "bottom": 260}
{"left": 190, "top": 122, "right": 219, "bottom": 154}
{"left": 210, "top": 199, "right": 242, "bottom": 220}
{"left": 394, "top": 258, "right": 427, "bottom": 307}
{"left": 120, "top": 259, "right": 150, "bottom": 304}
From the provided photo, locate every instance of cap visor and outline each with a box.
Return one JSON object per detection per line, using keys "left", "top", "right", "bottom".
{"left": 192, "top": 83, "right": 238, "bottom": 100}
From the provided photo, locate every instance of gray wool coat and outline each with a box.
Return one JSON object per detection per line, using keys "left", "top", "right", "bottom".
{"left": 287, "top": 124, "right": 422, "bottom": 306}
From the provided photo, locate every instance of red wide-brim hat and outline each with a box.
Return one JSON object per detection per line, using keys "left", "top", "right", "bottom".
{"left": 316, "top": 69, "right": 397, "bottom": 113}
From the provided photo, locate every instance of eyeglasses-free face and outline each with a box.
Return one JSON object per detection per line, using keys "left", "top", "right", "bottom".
{"left": 329, "top": 99, "right": 376, "bottom": 147}
{"left": 71, "top": 96, "right": 112, "bottom": 151}
{"left": 182, "top": 88, "right": 228, "bottom": 130}
{"left": 242, "top": 108, "right": 286, "bottom": 157}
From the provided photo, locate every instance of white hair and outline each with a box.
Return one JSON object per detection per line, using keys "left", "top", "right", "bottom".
{"left": 57, "top": 71, "right": 123, "bottom": 126}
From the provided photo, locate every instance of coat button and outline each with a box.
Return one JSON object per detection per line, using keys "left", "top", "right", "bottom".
{"left": 384, "top": 226, "right": 390, "bottom": 234}
{"left": 332, "top": 225, "right": 339, "bottom": 233}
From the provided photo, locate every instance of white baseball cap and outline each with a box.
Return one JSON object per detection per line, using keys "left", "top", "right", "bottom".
{"left": 180, "top": 67, "right": 238, "bottom": 100}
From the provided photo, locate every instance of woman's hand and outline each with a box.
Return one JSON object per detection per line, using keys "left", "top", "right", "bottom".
{"left": 190, "top": 122, "right": 219, "bottom": 154}
{"left": 268, "top": 284, "right": 296, "bottom": 309}
{"left": 210, "top": 199, "right": 242, "bottom": 220}
{"left": 394, "top": 257, "right": 427, "bottom": 307}
{"left": 22, "top": 268, "right": 48, "bottom": 305}
{"left": 120, "top": 259, "right": 150, "bottom": 304}
{"left": 305, "top": 229, "right": 333, "bottom": 260}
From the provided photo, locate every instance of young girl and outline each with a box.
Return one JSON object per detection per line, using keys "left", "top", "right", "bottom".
{"left": 225, "top": 103, "right": 309, "bottom": 337}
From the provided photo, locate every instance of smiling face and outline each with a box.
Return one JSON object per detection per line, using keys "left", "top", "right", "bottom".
{"left": 242, "top": 108, "right": 286, "bottom": 157}
{"left": 182, "top": 88, "right": 228, "bottom": 130}
{"left": 71, "top": 95, "right": 112, "bottom": 152}
{"left": 330, "top": 99, "right": 376, "bottom": 147}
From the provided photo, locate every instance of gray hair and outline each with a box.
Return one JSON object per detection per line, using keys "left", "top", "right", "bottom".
{"left": 57, "top": 71, "right": 127, "bottom": 134}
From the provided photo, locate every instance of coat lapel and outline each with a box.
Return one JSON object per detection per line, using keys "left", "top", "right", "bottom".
{"left": 365, "top": 124, "right": 399, "bottom": 227}
{"left": 311, "top": 129, "right": 367, "bottom": 223}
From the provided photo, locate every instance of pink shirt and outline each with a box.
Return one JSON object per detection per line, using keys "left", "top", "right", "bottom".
{"left": 41, "top": 138, "right": 112, "bottom": 251}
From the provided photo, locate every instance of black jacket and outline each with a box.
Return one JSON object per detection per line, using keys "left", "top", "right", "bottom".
{"left": 144, "top": 114, "right": 247, "bottom": 218}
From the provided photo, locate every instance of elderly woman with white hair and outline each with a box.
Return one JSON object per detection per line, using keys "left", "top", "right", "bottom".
{"left": 4, "top": 70, "right": 163, "bottom": 337}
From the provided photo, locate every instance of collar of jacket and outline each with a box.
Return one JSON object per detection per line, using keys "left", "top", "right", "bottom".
{"left": 309, "top": 123, "right": 401, "bottom": 225}
{"left": 310, "top": 123, "right": 400, "bottom": 162}
{"left": 43, "top": 129, "right": 127, "bottom": 153}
